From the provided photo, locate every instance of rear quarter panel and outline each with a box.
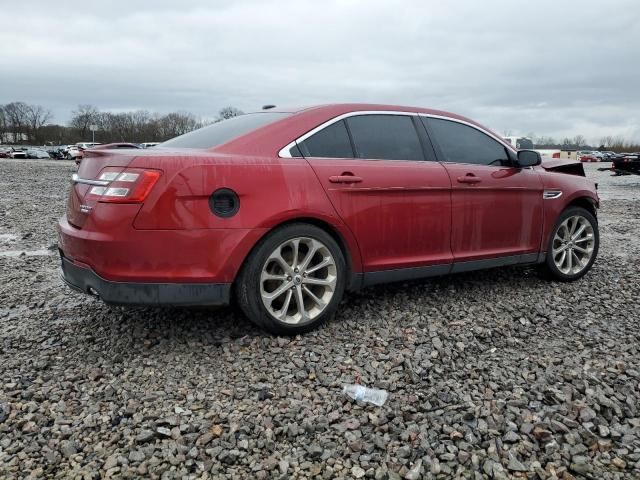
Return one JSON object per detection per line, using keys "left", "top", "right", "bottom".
{"left": 130, "top": 154, "right": 363, "bottom": 273}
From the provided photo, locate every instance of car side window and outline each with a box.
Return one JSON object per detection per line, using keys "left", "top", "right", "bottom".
{"left": 298, "top": 120, "right": 354, "bottom": 158}
{"left": 346, "top": 115, "right": 424, "bottom": 161}
{"left": 425, "top": 117, "right": 511, "bottom": 166}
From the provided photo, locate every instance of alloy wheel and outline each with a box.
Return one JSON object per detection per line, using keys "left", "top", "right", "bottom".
{"left": 260, "top": 237, "right": 337, "bottom": 324}
{"left": 551, "top": 215, "right": 595, "bottom": 275}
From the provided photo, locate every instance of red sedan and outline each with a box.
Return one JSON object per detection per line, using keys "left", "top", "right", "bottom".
{"left": 58, "top": 104, "right": 600, "bottom": 334}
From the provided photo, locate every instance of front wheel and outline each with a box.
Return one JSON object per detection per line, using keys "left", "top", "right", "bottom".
{"left": 236, "top": 224, "right": 346, "bottom": 335}
{"left": 543, "top": 206, "right": 599, "bottom": 281}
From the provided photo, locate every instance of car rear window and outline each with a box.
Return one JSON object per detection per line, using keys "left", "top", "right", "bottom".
{"left": 159, "top": 112, "right": 291, "bottom": 149}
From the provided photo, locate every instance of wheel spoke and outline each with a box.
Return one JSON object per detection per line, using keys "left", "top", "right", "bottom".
{"left": 557, "top": 251, "right": 567, "bottom": 269}
{"left": 293, "top": 285, "right": 309, "bottom": 322}
{"left": 290, "top": 238, "right": 300, "bottom": 269}
{"left": 573, "top": 244, "right": 589, "bottom": 254}
{"left": 553, "top": 243, "right": 569, "bottom": 255}
{"left": 569, "top": 217, "right": 578, "bottom": 235}
{"left": 305, "top": 257, "right": 332, "bottom": 275}
{"left": 269, "top": 252, "right": 293, "bottom": 275}
{"left": 303, "top": 276, "right": 335, "bottom": 287}
{"left": 263, "top": 281, "right": 293, "bottom": 301}
{"left": 298, "top": 240, "right": 320, "bottom": 272}
{"left": 261, "top": 272, "right": 288, "bottom": 281}
{"left": 574, "top": 234, "right": 593, "bottom": 244}
{"left": 572, "top": 223, "right": 586, "bottom": 240}
{"left": 302, "top": 285, "right": 326, "bottom": 308}
{"left": 571, "top": 251, "right": 581, "bottom": 269}
{"left": 566, "top": 248, "right": 573, "bottom": 271}
{"left": 279, "top": 289, "right": 293, "bottom": 319}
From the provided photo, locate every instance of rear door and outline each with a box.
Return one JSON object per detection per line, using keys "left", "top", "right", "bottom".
{"left": 298, "top": 113, "right": 452, "bottom": 273}
{"left": 423, "top": 116, "right": 543, "bottom": 262}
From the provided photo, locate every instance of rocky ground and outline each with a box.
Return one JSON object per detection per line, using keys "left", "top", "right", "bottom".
{"left": 0, "top": 159, "right": 639, "bottom": 479}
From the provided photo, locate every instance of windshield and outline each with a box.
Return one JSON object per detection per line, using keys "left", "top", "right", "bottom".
{"left": 159, "top": 112, "right": 291, "bottom": 149}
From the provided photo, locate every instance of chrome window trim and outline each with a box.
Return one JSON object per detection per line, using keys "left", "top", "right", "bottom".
{"left": 278, "top": 110, "right": 516, "bottom": 159}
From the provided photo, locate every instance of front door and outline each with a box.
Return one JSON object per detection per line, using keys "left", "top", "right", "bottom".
{"left": 424, "top": 116, "right": 544, "bottom": 263}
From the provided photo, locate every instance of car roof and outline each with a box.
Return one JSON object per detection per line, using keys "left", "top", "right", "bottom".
{"left": 215, "top": 103, "right": 506, "bottom": 157}
{"left": 262, "top": 103, "right": 472, "bottom": 119}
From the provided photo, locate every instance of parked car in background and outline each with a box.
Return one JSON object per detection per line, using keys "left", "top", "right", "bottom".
{"left": 0, "top": 147, "right": 11, "bottom": 158}
{"left": 58, "top": 104, "right": 600, "bottom": 334}
{"left": 599, "top": 151, "right": 616, "bottom": 161}
{"left": 25, "top": 148, "right": 52, "bottom": 159}
{"left": 9, "top": 148, "right": 27, "bottom": 159}
{"left": 578, "top": 151, "right": 598, "bottom": 162}
{"left": 89, "top": 143, "right": 142, "bottom": 150}
{"left": 612, "top": 152, "right": 640, "bottom": 175}
{"left": 46, "top": 147, "right": 66, "bottom": 159}
{"left": 67, "top": 146, "right": 84, "bottom": 162}
{"left": 76, "top": 142, "right": 102, "bottom": 149}
{"left": 534, "top": 149, "right": 578, "bottom": 162}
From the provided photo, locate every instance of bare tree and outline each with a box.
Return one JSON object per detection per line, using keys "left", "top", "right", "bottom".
{"left": 0, "top": 106, "right": 7, "bottom": 143}
{"left": 25, "top": 104, "right": 52, "bottom": 144}
{"left": 218, "top": 106, "right": 244, "bottom": 121}
{"left": 70, "top": 104, "right": 99, "bottom": 140}
{"left": 157, "top": 112, "right": 200, "bottom": 139}
{"left": 572, "top": 135, "right": 587, "bottom": 148}
{"left": 3, "top": 102, "right": 29, "bottom": 143}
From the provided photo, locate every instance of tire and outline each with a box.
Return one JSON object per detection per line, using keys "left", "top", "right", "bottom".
{"left": 543, "top": 206, "right": 599, "bottom": 281}
{"left": 236, "top": 223, "right": 347, "bottom": 335}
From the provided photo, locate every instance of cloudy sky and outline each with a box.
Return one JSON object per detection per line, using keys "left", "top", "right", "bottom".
{"left": 1, "top": 0, "right": 639, "bottom": 143}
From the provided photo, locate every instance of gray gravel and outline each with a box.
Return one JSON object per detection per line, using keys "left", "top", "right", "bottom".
{"left": 1, "top": 158, "right": 639, "bottom": 479}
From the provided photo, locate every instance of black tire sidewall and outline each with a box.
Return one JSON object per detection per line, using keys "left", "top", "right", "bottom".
{"left": 545, "top": 206, "right": 599, "bottom": 281}
{"left": 237, "top": 223, "right": 346, "bottom": 335}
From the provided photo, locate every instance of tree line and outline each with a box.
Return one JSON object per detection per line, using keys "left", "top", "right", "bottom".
{"left": 2, "top": 100, "right": 639, "bottom": 151}
{"left": 0, "top": 102, "right": 243, "bottom": 146}
{"left": 531, "top": 134, "right": 640, "bottom": 152}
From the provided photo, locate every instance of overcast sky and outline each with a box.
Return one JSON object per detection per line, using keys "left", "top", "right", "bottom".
{"left": 1, "top": 0, "right": 638, "bottom": 143}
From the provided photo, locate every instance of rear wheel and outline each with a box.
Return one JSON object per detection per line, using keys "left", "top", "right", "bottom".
{"left": 543, "top": 206, "right": 599, "bottom": 281}
{"left": 237, "top": 223, "right": 346, "bottom": 335}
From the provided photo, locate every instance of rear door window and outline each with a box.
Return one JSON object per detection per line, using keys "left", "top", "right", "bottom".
{"left": 346, "top": 114, "right": 424, "bottom": 161}
{"left": 298, "top": 120, "right": 354, "bottom": 158}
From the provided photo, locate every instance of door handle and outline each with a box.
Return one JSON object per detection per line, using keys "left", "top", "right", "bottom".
{"left": 457, "top": 174, "right": 481, "bottom": 184}
{"left": 329, "top": 174, "right": 363, "bottom": 184}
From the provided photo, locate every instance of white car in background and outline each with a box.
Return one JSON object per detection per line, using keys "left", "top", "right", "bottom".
{"left": 76, "top": 142, "right": 102, "bottom": 149}
{"left": 67, "top": 146, "right": 83, "bottom": 160}
{"left": 9, "top": 149, "right": 27, "bottom": 159}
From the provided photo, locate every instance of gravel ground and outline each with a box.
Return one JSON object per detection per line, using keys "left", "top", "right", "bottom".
{"left": 0, "top": 159, "right": 639, "bottom": 479}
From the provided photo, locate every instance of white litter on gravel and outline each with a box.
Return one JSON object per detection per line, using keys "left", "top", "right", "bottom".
{"left": 0, "top": 249, "right": 51, "bottom": 258}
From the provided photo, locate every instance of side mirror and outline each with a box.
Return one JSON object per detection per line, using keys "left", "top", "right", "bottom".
{"left": 516, "top": 150, "right": 541, "bottom": 167}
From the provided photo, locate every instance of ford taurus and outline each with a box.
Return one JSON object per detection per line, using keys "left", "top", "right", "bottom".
{"left": 58, "top": 104, "right": 600, "bottom": 334}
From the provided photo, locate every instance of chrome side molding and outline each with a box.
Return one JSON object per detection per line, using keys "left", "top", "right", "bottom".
{"left": 71, "top": 173, "right": 110, "bottom": 187}
{"left": 543, "top": 190, "right": 563, "bottom": 199}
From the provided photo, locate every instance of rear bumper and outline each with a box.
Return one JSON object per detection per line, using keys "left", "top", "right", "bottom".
{"left": 60, "top": 253, "right": 231, "bottom": 306}
{"left": 57, "top": 214, "right": 266, "bottom": 283}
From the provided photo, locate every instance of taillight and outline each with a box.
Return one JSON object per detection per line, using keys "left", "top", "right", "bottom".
{"left": 552, "top": 152, "right": 560, "bottom": 158}
{"left": 86, "top": 168, "right": 161, "bottom": 203}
